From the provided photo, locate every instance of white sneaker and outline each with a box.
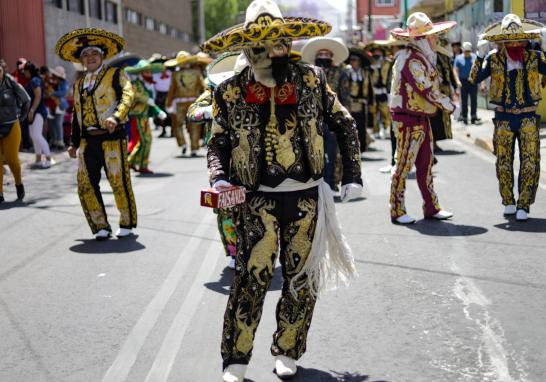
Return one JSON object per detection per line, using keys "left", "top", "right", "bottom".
{"left": 394, "top": 214, "right": 416, "bottom": 224}
{"left": 516, "top": 209, "right": 528, "bottom": 221}
{"left": 503, "top": 205, "right": 516, "bottom": 215}
{"left": 228, "top": 258, "right": 236, "bottom": 269}
{"left": 222, "top": 364, "right": 247, "bottom": 382}
{"left": 430, "top": 210, "right": 453, "bottom": 220}
{"left": 275, "top": 355, "right": 297, "bottom": 378}
{"left": 116, "top": 228, "right": 133, "bottom": 238}
{"left": 95, "top": 229, "right": 111, "bottom": 241}
{"left": 379, "top": 165, "right": 393, "bottom": 174}
{"left": 379, "top": 127, "right": 386, "bottom": 139}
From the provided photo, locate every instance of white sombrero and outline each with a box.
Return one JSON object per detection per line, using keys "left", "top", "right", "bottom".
{"left": 481, "top": 14, "right": 543, "bottom": 42}
{"left": 391, "top": 12, "right": 456, "bottom": 41}
{"left": 302, "top": 37, "right": 349, "bottom": 66}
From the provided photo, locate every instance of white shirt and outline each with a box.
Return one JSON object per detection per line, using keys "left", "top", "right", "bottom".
{"left": 153, "top": 71, "right": 171, "bottom": 93}
{"left": 83, "top": 65, "right": 103, "bottom": 91}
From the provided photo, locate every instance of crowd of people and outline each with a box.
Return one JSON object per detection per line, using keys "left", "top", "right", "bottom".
{"left": 0, "top": 0, "right": 545, "bottom": 380}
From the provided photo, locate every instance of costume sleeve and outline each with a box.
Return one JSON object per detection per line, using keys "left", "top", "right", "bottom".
{"left": 538, "top": 50, "right": 546, "bottom": 75}
{"left": 188, "top": 89, "right": 212, "bottom": 122}
{"left": 166, "top": 73, "right": 177, "bottom": 107}
{"left": 207, "top": 87, "right": 232, "bottom": 186}
{"left": 71, "top": 111, "right": 81, "bottom": 149}
{"left": 337, "top": 68, "right": 351, "bottom": 107}
{"left": 468, "top": 54, "right": 491, "bottom": 85}
{"left": 321, "top": 70, "right": 363, "bottom": 186}
{"left": 403, "top": 57, "right": 454, "bottom": 112}
{"left": 112, "top": 69, "right": 134, "bottom": 122}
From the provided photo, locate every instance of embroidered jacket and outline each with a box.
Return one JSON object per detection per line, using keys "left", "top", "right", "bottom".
{"left": 324, "top": 66, "right": 351, "bottom": 107}
{"left": 165, "top": 68, "right": 205, "bottom": 107}
{"left": 71, "top": 66, "right": 134, "bottom": 148}
{"left": 389, "top": 46, "right": 454, "bottom": 117}
{"left": 469, "top": 48, "right": 546, "bottom": 108}
{"left": 349, "top": 66, "right": 374, "bottom": 109}
{"left": 207, "top": 62, "right": 362, "bottom": 190}
{"left": 130, "top": 78, "right": 161, "bottom": 118}
{"left": 371, "top": 59, "right": 393, "bottom": 102}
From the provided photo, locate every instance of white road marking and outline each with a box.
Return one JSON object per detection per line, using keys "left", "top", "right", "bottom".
{"left": 101, "top": 212, "right": 214, "bottom": 382}
{"left": 144, "top": 240, "right": 222, "bottom": 382}
{"left": 451, "top": 264, "right": 518, "bottom": 382}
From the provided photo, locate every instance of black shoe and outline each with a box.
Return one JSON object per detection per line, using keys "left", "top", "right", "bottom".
{"left": 463, "top": 120, "right": 468, "bottom": 125}
{"left": 0, "top": 193, "right": 4, "bottom": 203}
{"left": 472, "top": 117, "right": 481, "bottom": 122}
{"left": 16, "top": 184, "right": 25, "bottom": 200}
{"left": 471, "top": 119, "right": 482, "bottom": 125}
{"left": 433, "top": 156, "right": 438, "bottom": 165}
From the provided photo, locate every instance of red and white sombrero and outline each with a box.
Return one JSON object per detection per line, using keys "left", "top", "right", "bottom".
{"left": 391, "top": 12, "right": 456, "bottom": 41}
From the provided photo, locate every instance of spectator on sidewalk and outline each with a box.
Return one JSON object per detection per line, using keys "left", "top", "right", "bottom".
{"left": 49, "top": 66, "right": 69, "bottom": 150}
{"left": 23, "top": 62, "right": 54, "bottom": 169}
{"left": 454, "top": 42, "right": 481, "bottom": 125}
{"left": 0, "top": 59, "right": 31, "bottom": 203}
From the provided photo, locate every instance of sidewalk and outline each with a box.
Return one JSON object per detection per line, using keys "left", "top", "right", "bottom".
{"left": 451, "top": 108, "right": 546, "bottom": 184}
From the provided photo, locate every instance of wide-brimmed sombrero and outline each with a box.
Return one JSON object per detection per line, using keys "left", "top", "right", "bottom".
{"left": 200, "top": 0, "right": 331, "bottom": 53}
{"left": 125, "top": 59, "right": 164, "bottom": 75}
{"left": 108, "top": 53, "right": 141, "bottom": 69}
{"left": 481, "top": 14, "right": 543, "bottom": 42}
{"left": 301, "top": 37, "right": 349, "bottom": 66}
{"left": 164, "top": 51, "right": 211, "bottom": 68}
{"left": 391, "top": 12, "right": 456, "bottom": 41}
{"left": 206, "top": 52, "right": 241, "bottom": 88}
{"left": 55, "top": 28, "right": 125, "bottom": 63}
{"left": 346, "top": 47, "right": 371, "bottom": 66}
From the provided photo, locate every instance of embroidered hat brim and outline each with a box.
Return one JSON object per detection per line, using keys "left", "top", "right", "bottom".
{"left": 391, "top": 21, "right": 456, "bottom": 41}
{"left": 125, "top": 60, "right": 164, "bottom": 74}
{"left": 481, "top": 19, "right": 543, "bottom": 42}
{"left": 201, "top": 15, "right": 332, "bottom": 53}
{"left": 206, "top": 52, "right": 241, "bottom": 88}
{"left": 164, "top": 55, "right": 211, "bottom": 68}
{"left": 56, "top": 28, "right": 125, "bottom": 63}
{"left": 108, "top": 53, "right": 141, "bottom": 69}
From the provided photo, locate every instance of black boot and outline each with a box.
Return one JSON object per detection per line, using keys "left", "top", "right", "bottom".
{"left": 0, "top": 193, "right": 4, "bottom": 203}
{"left": 16, "top": 184, "right": 25, "bottom": 200}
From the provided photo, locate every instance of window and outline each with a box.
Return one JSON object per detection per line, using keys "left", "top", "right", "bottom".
{"left": 105, "top": 1, "right": 118, "bottom": 24}
{"left": 67, "top": 0, "right": 85, "bottom": 14}
{"left": 159, "top": 23, "right": 167, "bottom": 35}
{"left": 494, "top": 0, "right": 503, "bottom": 12}
{"left": 375, "top": 0, "right": 394, "bottom": 6}
{"left": 88, "top": 0, "right": 102, "bottom": 19}
{"left": 145, "top": 17, "right": 155, "bottom": 31}
{"left": 124, "top": 8, "right": 141, "bottom": 25}
{"left": 44, "top": 0, "right": 63, "bottom": 8}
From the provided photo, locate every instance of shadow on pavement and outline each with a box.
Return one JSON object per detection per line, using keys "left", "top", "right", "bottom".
{"left": 174, "top": 155, "right": 205, "bottom": 159}
{"left": 0, "top": 200, "right": 36, "bottom": 210}
{"left": 291, "top": 368, "right": 384, "bottom": 381}
{"left": 361, "top": 157, "right": 386, "bottom": 162}
{"left": 494, "top": 218, "right": 546, "bottom": 233}
{"left": 334, "top": 196, "right": 366, "bottom": 204}
{"left": 204, "top": 265, "right": 283, "bottom": 295}
{"left": 69, "top": 235, "right": 145, "bottom": 254}
{"left": 434, "top": 149, "right": 466, "bottom": 156}
{"left": 136, "top": 172, "right": 174, "bottom": 178}
{"left": 404, "top": 220, "right": 488, "bottom": 236}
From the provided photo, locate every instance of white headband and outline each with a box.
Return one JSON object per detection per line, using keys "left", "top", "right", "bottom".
{"left": 80, "top": 46, "right": 104, "bottom": 57}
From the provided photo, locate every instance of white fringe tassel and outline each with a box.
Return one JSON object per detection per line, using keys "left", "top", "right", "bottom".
{"left": 289, "top": 180, "right": 357, "bottom": 298}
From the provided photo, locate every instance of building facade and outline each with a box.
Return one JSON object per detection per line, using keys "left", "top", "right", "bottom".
{"left": 356, "top": 0, "right": 401, "bottom": 41}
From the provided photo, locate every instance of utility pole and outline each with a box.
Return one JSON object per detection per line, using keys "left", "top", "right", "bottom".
{"left": 367, "top": 0, "right": 372, "bottom": 39}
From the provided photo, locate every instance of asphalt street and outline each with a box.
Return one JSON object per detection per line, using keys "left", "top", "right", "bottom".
{"left": 1, "top": 123, "right": 545, "bottom": 382}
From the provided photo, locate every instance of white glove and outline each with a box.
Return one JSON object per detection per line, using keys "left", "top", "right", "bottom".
{"left": 158, "top": 110, "right": 167, "bottom": 120}
{"left": 477, "top": 39, "right": 489, "bottom": 59}
{"left": 202, "top": 105, "right": 213, "bottom": 120}
{"left": 212, "top": 180, "right": 232, "bottom": 190}
{"left": 540, "top": 28, "right": 546, "bottom": 52}
{"left": 147, "top": 98, "right": 156, "bottom": 106}
{"left": 340, "top": 183, "right": 363, "bottom": 203}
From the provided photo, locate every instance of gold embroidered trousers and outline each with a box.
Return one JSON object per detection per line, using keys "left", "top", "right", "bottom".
{"left": 77, "top": 137, "right": 137, "bottom": 234}
{"left": 390, "top": 115, "right": 441, "bottom": 220}
{"left": 172, "top": 102, "right": 202, "bottom": 152}
{"left": 369, "top": 101, "right": 391, "bottom": 134}
{"left": 222, "top": 188, "right": 318, "bottom": 369}
{"left": 493, "top": 113, "right": 540, "bottom": 212}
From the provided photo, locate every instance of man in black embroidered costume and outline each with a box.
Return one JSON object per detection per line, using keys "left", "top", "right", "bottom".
{"left": 201, "top": 1, "right": 363, "bottom": 380}
{"left": 56, "top": 28, "right": 136, "bottom": 240}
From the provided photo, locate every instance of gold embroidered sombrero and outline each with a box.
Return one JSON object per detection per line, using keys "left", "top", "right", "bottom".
{"left": 481, "top": 14, "right": 543, "bottom": 42}
{"left": 55, "top": 28, "right": 125, "bottom": 63}
{"left": 200, "top": 0, "right": 331, "bottom": 53}
{"left": 125, "top": 59, "right": 164, "bottom": 75}
{"left": 391, "top": 12, "right": 456, "bottom": 41}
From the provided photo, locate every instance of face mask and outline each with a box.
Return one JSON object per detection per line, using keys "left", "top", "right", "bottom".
{"left": 315, "top": 58, "right": 332, "bottom": 68}
{"left": 271, "top": 56, "right": 290, "bottom": 85}
{"left": 506, "top": 46, "right": 524, "bottom": 62}
{"left": 372, "top": 54, "right": 382, "bottom": 60}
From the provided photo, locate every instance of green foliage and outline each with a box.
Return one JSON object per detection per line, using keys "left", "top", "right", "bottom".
{"left": 204, "top": 0, "right": 254, "bottom": 38}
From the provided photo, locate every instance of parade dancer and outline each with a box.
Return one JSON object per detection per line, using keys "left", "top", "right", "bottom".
{"left": 165, "top": 52, "right": 207, "bottom": 157}
{"left": 56, "top": 28, "right": 137, "bottom": 240}
{"left": 201, "top": 1, "right": 363, "bottom": 380}
{"left": 469, "top": 14, "right": 546, "bottom": 221}
{"left": 126, "top": 60, "right": 166, "bottom": 174}
{"left": 346, "top": 47, "right": 374, "bottom": 156}
{"left": 389, "top": 13, "right": 456, "bottom": 224}
{"left": 367, "top": 42, "right": 393, "bottom": 139}
{"left": 302, "top": 37, "right": 350, "bottom": 191}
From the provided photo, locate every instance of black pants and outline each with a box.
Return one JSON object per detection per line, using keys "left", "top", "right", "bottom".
{"left": 390, "top": 124, "right": 397, "bottom": 166}
{"left": 460, "top": 79, "right": 478, "bottom": 122}
{"left": 154, "top": 91, "right": 171, "bottom": 130}
{"left": 323, "top": 127, "right": 337, "bottom": 190}
{"left": 351, "top": 110, "right": 366, "bottom": 153}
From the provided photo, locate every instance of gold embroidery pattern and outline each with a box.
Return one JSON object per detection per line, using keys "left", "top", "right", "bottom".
{"left": 517, "top": 117, "right": 540, "bottom": 210}
{"left": 515, "top": 69, "right": 525, "bottom": 105}
{"left": 223, "top": 84, "right": 241, "bottom": 103}
{"left": 303, "top": 72, "right": 319, "bottom": 89}
{"left": 493, "top": 120, "right": 516, "bottom": 206}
